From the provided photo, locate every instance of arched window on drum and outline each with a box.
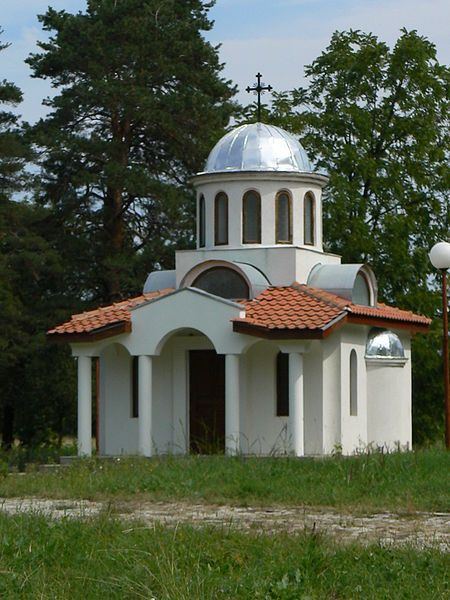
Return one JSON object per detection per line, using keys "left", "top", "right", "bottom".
{"left": 275, "top": 191, "right": 292, "bottom": 244}
{"left": 304, "top": 192, "right": 315, "bottom": 245}
{"left": 242, "top": 190, "right": 261, "bottom": 244}
{"left": 214, "top": 192, "right": 228, "bottom": 245}
{"left": 198, "top": 194, "right": 205, "bottom": 248}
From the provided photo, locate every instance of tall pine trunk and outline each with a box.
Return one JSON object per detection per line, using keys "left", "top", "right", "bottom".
{"left": 101, "top": 113, "right": 130, "bottom": 302}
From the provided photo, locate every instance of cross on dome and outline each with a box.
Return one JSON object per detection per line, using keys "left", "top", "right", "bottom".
{"left": 245, "top": 72, "right": 273, "bottom": 122}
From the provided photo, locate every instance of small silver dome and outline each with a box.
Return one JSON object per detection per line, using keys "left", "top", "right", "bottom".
{"left": 365, "top": 329, "right": 405, "bottom": 359}
{"left": 203, "top": 123, "right": 313, "bottom": 174}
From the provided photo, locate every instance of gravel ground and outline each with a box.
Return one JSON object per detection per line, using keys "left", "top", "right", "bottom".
{"left": 1, "top": 497, "right": 448, "bottom": 551}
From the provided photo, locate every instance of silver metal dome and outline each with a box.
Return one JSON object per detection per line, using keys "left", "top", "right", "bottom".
{"left": 365, "top": 329, "right": 405, "bottom": 359}
{"left": 203, "top": 123, "right": 313, "bottom": 174}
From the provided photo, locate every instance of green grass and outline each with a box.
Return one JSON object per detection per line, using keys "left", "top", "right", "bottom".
{"left": 0, "top": 448, "right": 449, "bottom": 513}
{"left": 0, "top": 512, "right": 447, "bottom": 599}
{"left": 0, "top": 441, "right": 77, "bottom": 471}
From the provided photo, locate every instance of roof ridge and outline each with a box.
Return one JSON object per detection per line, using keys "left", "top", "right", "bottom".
{"left": 291, "top": 282, "right": 349, "bottom": 310}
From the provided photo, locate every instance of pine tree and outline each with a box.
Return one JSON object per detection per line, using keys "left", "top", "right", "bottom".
{"left": 27, "top": 0, "right": 238, "bottom": 303}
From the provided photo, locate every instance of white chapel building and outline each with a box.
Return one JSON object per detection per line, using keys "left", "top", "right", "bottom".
{"left": 48, "top": 123, "right": 430, "bottom": 457}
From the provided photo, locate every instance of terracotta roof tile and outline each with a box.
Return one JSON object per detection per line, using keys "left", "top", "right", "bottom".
{"left": 47, "top": 289, "right": 173, "bottom": 338}
{"left": 234, "top": 284, "right": 431, "bottom": 335}
{"left": 48, "top": 282, "right": 431, "bottom": 342}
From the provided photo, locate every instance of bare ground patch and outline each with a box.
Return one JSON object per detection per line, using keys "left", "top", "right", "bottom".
{"left": 1, "top": 497, "right": 448, "bottom": 551}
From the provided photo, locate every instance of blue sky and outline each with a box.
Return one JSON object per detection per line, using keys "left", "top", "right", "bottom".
{"left": 1, "top": 0, "right": 449, "bottom": 123}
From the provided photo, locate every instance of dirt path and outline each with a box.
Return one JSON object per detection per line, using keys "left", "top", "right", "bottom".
{"left": 1, "top": 497, "right": 448, "bottom": 551}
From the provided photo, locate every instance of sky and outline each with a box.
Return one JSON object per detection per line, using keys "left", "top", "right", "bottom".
{"left": 0, "top": 0, "right": 448, "bottom": 123}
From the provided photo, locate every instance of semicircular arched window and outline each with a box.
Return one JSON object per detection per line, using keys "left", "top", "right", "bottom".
{"left": 192, "top": 267, "right": 249, "bottom": 300}
{"left": 353, "top": 272, "right": 370, "bottom": 306}
{"left": 304, "top": 192, "right": 315, "bottom": 245}
{"left": 199, "top": 194, "right": 205, "bottom": 248}
{"left": 214, "top": 192, "right": 228, "bottom": 245}
{"left": 276, "top": 191, "right": 292, "bottom": 244}
{"left": 242, "top": 190, "right": 261, "bottom": 244}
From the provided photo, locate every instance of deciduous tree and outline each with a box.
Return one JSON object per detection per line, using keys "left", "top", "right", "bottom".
{"left": 263, "top": 29, "right": 449, "bottom": 442}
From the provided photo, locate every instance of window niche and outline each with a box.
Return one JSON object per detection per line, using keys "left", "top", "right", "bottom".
{"left": 349, "top": 350, "right": 357, "bottom": 416}
{"left": 198, "top": 194, "right": 205, "bottom": 248}
{"left": 276, "top": 352, "right": 289, "bottom": 417}
{"left": 304, "top": 192, "right": 315, "bottom": 245}
{"left": 214, "top": 192, "right": 228, "bottom": 245}
{"left": 131, "top": 356, "right": 139, "bottom": 418}
{"left": 275, "top": 191, "right": 292, "bottom": 244}
{"left": 242, "top": 190, "right": 261, "bottom": 244}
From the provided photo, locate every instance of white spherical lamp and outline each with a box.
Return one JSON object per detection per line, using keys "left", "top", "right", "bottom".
{"left": 429, "top": 240, "right": 450, "bottom": 450}
{"left": 429, "top": 241, "right": 450, "bottom": 270}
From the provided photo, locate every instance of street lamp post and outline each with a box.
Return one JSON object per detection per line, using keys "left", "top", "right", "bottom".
{"left": 429, "top": 241, "right": 450, "bottom": 449}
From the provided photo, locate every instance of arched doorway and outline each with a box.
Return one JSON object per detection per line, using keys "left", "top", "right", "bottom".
{"left": 189, "top": 349, "right": 225, "bottom": 453}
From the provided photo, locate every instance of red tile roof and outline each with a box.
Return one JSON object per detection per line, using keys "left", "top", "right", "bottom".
{"left": 233, "top": 284, "right": 431, "bottom": 337}
{"left": 48, "top": 283, "right": 430, "bottom": 343}
{"left": 47, "top": 289, "right": 174, "bottom": 341}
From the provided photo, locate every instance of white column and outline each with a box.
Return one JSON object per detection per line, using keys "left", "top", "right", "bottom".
{"left": 77, "top": 356, "right": 92, "bottom": 457}
{"left": 289, "top": 352, "right": 304, "bottom": 457}
{"left": 225, "top": 354, "right": 240, "bottom": 455}
{"left": 138, "top": 355, "right": 153, "bottom": 457}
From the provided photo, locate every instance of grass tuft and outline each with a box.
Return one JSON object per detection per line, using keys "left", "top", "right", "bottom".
{"left": 0, "top": 513, "right": 447, "bottom": 599}
{"left": 0, "top": 447, "right": 448, "bottom": 513}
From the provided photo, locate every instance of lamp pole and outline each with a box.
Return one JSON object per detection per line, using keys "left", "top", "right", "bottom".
{"left": 429, "top": 241, "right": 450, "bottom": 449}
{"left": 442, "top": 268, "right": 449, "bottom": 448}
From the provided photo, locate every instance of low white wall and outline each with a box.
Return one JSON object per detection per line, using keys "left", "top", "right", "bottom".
{"left": 240, "top": 341, "right": 289, "bottom": 454}
{"left": 322, "top": 335, "right": 341, "bottom": 454}
{"left": 366, "top": 333, "right": 411, "bottom": 449}
{"left": 99, "top": 342, "right": 174, "bottom": 455}
{"left": 303, "top": 341, "right": 323, "bottom": 455}
{"left": 339, "top": 327, "right": 368, "bottom": 454}
{"left": 99, "top": 344, "right": 138, "bottom": 455}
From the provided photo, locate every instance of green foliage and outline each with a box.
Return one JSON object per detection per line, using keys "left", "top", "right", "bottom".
{"left": 0, "top": 440, "right": 77, "bottom": 471}
{"left": 266, "top": 29, "right": 449, "bottom": 309}
{"left": 0, "top": 514, "right": 447, "bottom": 598}
{"left": 1, "top": 449, "right": 449, "bottom": 512}
{"left": 0, "top": 29, "right": 77, "bottom": 448}
{"left": 27, "top": 0, "right": 238, "bottom": 302}
{"left": 260, "top": 29, "right": 449, "bottom": 443}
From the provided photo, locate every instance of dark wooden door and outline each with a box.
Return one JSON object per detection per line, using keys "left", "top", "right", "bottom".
{"left": 189, "top": 350, "right": 225, "bottom": 454}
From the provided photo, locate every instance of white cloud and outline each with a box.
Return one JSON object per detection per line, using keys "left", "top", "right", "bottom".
{"left": 0, "top": 0, "right": 448, "bottom": 122}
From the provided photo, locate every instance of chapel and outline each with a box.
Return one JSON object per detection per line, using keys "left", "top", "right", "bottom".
{"left": 48, "top": 122, "right": 430, "bottom": 456}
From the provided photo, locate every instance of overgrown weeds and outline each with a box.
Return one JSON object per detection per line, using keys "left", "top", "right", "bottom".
{"left": 0, "top": 447, "right": 448, "bottom": 513}
{"left": 0, "top": 513, "right": 447, "bottom": 599}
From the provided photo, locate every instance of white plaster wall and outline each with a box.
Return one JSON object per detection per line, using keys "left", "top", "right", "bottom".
{"left": 99, "top": 344, "right": 138, "bottom": 455}
{"left": 194, "top": 174, "right": 324, "bottom": 251}
{"left": 176, "top": 246, "right": 340, "bottom": 288}
{"left": 240, "top": 341, "right": 289, "bottom": 454}
{"left": 303, "top": 341, "right": 323, "bottom": 455}
{"left": 321, "top": 334, "right": 341, "bottom": 454}
{"left": 366, "top": 333, "right": 412, "bottom": 449}
{"left": 339, "top": 326, "right": 368, "bottom": 454}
